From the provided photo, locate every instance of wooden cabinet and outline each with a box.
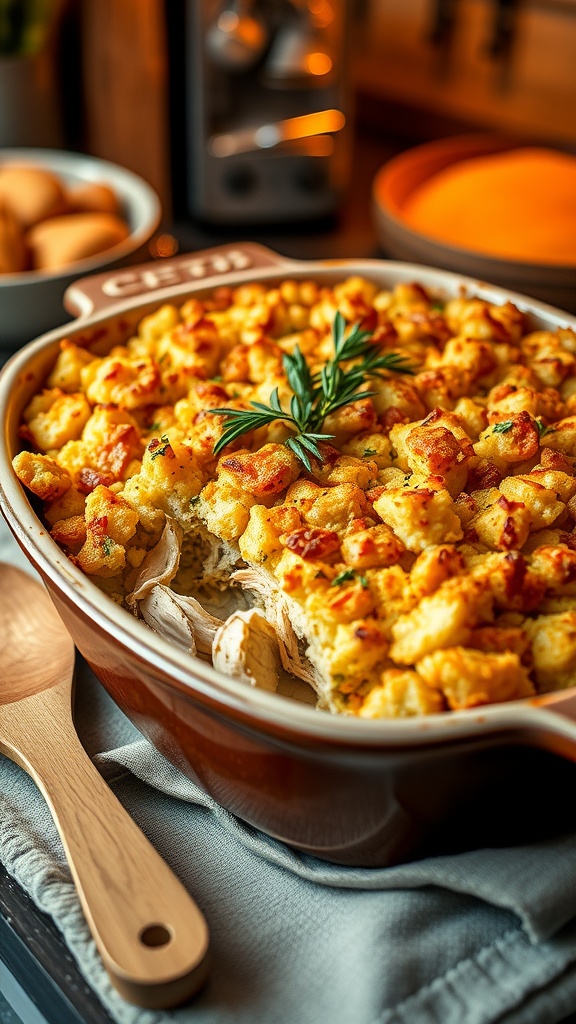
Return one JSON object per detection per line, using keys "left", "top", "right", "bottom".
{"left": 353, "top": 0, "right": 576, "bottom": 144}
{"left": 79, "top": 0, "right": 172, "bottom": 215}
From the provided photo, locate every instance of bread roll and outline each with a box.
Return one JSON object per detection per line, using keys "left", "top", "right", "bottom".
{"left": 66, "top": 181, "right": 122, "bottom": 216}
{"left": 26, "top": 212, "right": 130, "bottom": 271}
{"left": 0, "top": 166, "right": 69, "bottom": 228}
{"left": 0, "top": 201, "right": 28, "bottom": 273}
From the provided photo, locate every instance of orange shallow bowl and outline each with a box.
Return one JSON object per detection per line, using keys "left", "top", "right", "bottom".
{"left": 3, "top": 242, "right": 576, "bottom": 867}
{"left": 373, "top": 134, "right": 576, "bottom": 315}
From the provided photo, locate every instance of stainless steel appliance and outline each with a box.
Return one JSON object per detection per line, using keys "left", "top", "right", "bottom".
{"left": 182, "top": 0, "right": 350, "bottom": 223}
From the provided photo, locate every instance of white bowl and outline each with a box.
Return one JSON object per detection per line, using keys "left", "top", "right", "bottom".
{"left": 0, "top": 148, "right": 161, "bottom": 349}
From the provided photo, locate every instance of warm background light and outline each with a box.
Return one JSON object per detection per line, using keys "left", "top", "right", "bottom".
{"left": 305, "top": 52, "right": 333, "bottom": 77}
{"left": 149, "top": 233, "right": 179, "bottom": 258}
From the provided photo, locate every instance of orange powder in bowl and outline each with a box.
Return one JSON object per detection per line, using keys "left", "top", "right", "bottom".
{"left": 401, "top": 147, "right": 576, "bottom": 265}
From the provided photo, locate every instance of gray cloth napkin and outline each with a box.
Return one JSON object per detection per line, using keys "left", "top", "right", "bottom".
{"left": 2, "top": 522, "right": 576, "bottom": 1024}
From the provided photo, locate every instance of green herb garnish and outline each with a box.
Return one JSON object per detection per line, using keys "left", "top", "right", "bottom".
{"left": 363, "top": 447, "right": 378, "bottom": 457}
{"left": 211, "top": 312, "right": 413, "bottom": 470}
{"left": 331, "top": 569, "right": 356, "bottom": 587}
{"left": 331, "top": 568, "right": 369, "bottom": 588}
{"left": 102, "top": 537, "right": 113, "bottom": 557}
{"left": 536, "top": 419, "right": 555, "bottom": 439}
{"left": 149, "top": 434, "right": 171, "bottom": 459}
{"left": 492, "top": 420, "right": 514, "bottom": 434}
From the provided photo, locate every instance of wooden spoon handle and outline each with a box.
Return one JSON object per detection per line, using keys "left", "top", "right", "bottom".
{"left": 0, "top": 684, "right": 209, "bottom": 1009}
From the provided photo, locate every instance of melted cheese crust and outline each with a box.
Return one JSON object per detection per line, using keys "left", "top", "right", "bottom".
{"left": 13, "top": 276, "right": 576, "bottom": 716}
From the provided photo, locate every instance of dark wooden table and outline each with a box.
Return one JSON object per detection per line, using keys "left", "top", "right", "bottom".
{"left": 0, "top": 864, "right": 114, "bottom": 1024}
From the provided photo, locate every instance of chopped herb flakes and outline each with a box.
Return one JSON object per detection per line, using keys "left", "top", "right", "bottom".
{"left": 536, "top": 419, "right": 555, "bottom": 438}
{"left": 331, "top": 569, "right": 356, "bottom": 586}
{"left": 150, "top": 435, "right": 171, "bottom": 459}
{"left": 331, "top": 569, "right": 368, "bottom": 588}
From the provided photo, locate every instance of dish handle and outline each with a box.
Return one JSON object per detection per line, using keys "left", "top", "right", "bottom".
{"left": 528, "top": 689, "right": 576, "bottom": 761}
{"left": 63, "top": 242, "right": 295, "bottom": 320}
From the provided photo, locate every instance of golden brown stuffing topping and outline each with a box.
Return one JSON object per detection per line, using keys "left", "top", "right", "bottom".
{"left": 12, "top": 275, "right": 576, "bottom": 717}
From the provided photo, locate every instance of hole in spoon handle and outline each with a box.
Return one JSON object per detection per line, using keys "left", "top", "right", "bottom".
{"left": 139, "top": 923, "right": 173, "bottom": 948}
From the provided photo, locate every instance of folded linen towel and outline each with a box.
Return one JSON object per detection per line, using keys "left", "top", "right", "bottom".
{"left": 2, "top": 523, "right": 576, "bottom": 1024}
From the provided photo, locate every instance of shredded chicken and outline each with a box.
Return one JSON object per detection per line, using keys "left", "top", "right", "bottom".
{"left": 212, "top": 609, "right": 280, "bottom": 691}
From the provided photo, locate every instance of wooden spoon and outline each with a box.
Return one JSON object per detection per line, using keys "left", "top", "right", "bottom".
{"left": 0, "top": 564, "right": 209, "bottom": 1009}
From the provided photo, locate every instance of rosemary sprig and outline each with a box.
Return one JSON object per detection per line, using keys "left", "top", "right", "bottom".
{"left": 212, "top": 311, "right": 413, "bottom": 470}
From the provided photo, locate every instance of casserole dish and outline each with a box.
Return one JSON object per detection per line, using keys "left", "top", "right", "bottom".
{"left": 3, "top": 241, "right": 576, "bottom": 867}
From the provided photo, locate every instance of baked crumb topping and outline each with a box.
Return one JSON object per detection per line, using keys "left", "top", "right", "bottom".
{"left": 12, "top": 275, "right": 576, "bottom": 716}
